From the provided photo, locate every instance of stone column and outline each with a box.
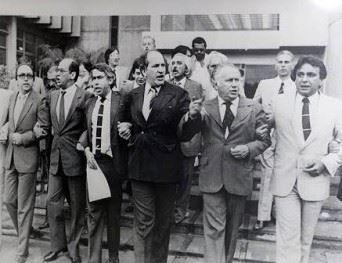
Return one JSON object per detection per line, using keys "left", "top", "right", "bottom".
{"left": 6, "top": 16, "right": 17, "bottom": 78}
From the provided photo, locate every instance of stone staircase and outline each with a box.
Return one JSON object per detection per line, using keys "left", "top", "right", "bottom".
{"left": 2, "top": 167, "right": 342, "bottom": 262}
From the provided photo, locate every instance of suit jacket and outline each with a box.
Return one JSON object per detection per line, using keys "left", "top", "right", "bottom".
{"left": 4, "top": 90, "right": 48, "bottom": 173}
{"left": 48, "top": 85, "right": 92, "bottom": 177}
{"left": 0, "top": 89, "right": 12, "bottom": 168}
{"left": 181, "top": 96, "right": 271, "bottom": 195}
{"left": 119, "top": 81, "right": 195, "bottom": 183}
{"left": 80, "top": 91, "right": 128, "bottom": 181}
{"left": 168, "top": 78, "right": 203, "bottom": 157}
{"left": 271, "top": 93, "right": 342, "bottom": 201}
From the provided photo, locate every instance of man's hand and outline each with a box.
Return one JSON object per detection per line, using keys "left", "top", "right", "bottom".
{"left": 85, "top": 147, "right": 97, "bottom": 169}
{"left": 230, "top": 145, "right": 249, "bottom": 159}
{"left": 256, "top": 124, "right": 269, "bottom": 140}
{"left": 11, "top": 133, "right": 23, "bottom": 145}
{"left": 118, "top": 121, "right": 132, "bottom": 140}
{"left": 76, "top": 142, "right": 84, "bottom": 152}
{"left": 303, "top": 160, "right": 327, "bottom": 177}
{"left": 189, "top": 98, "right": 203, "bottom": 119}
{"left": 33, "top": 122, "right": 47, "bottom": 139}
{"left": 328, "top": 139, "right": 341, "bottom": 154}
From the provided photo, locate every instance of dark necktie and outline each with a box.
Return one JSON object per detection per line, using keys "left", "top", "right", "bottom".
{"left": 278, "top": 82, "right": 284, "bottom": 94}
{"left": 302, "top": 97, "right": 311, "bottom": 140}
{"left": 223, "top": 101, "right": 234, "bottom": 133}
{"left": 95, "top": 97, "right": 106, "bottom": 155}
{"left": 59, "top": 90, "right": 66, "bottom": 128}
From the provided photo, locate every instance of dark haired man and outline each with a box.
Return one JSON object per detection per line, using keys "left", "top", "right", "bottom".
{"left": 269, "top": 56, "right": 342, "bottom": 263}
{"left": 190, "top": 37, "right": 212, "bottom": 100}
{"left": 43, "top": 58, "right": 92, "bottom": 263}
{"left": 79, "top": 63, "right": 127, "bottom": 263}
{"left": 105, "top": 47, "right": 129, "bottom": 91}
{"left": 1, "top": 64, "right": 48, "bottom": 263}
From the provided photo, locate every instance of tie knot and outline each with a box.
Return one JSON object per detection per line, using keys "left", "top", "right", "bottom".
{"left": 61, "top": 90, "right": 66, "bottom": 96}
{"left": 302, "top": 97, "right": 310, "bottom": 104}
{"left": 100, "top": 96, "right": 106, "bottom": 103}
{"left": 150, "top": 86, "right": 158, "bottom": 94}
{"left": 224, "top": 100, "right": 232, "bottom": 106}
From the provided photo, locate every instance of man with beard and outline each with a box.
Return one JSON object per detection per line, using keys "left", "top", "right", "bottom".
{"left": 118, "top": 50, "right": 198, "bottom": 263}
{"left": 169, "top": 51, "right": 203, "bottom": 223}
{"left": 43, "top": 58, "right": 92, "bottom": 263}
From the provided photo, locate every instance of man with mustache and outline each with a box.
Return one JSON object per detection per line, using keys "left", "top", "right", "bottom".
{"left": 118, "top": 50, "right": 198, "bottom": 263}
{"left": 169, "top": 50, "right": 203, "bottom": 223}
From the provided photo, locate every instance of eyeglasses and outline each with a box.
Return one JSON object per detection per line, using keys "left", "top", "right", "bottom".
{"left": 18, "top": 73, "right": 34, "bottom": 79}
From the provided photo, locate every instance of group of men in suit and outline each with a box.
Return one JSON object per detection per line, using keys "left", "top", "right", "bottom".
{"left": 0, "top": 33, "right": 341, "bottom": 263}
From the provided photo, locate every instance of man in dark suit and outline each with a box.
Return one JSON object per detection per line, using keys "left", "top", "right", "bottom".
{"left": 169, "top": 51, "right": 203, "bottom": 223}
{"left": 43, "top": 58, "right": 91, "bottom": 263}
{"left": 118, "top": 50, "right": 197, "bottom": 263}
{"left": 1, "top": 64, "right": 48, "bottom": 263}
{"left": 79, "top": 63, "right": 127, "bottom": 263}
{"left": 181, "top": 64, "right": 271, "bottom": 263}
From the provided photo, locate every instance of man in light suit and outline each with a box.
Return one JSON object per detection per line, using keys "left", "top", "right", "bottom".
{"left": 269, "top": 56, "right": 342, "bottom": 263}
{"left": 118, "top": 50, "right": 198, "bottom": 263}
{"left": 169, "top": 51, "right": 203, "bottom": 223}
{"left": 0, "top": 86, "right": 12, "bottom": 247}
{"left": 43, "top": 58, "right": 92, "bottom": 263}
{"left": 182, "top": 64, "right": 271, "bottom": 263}
{"left": 79, "top": 63, "right": 128, "bottom": 263}
{"left": 1, "top": 64, "right": 48, "bottom": 263}
{"left": 253, "top": 50, "right": 296, "bottom": 230}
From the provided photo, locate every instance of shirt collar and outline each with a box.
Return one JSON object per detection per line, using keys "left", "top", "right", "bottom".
{"left": 296, "top": 91, "right": 320, "bottom": 104}
{"left": 18, "top": 91, "right": 30, "bottom": 99}
{"left": 61, "top": 84, "right": 76, "bottom": 94}
{"left": 174, "top": 77, "right": 186, "bottom": 88}
{"left": 218, "top": 95, "right": 239, "bottom": 107}
{"left": 145, "top": 82, "right": 161, "bottom": 95}
{"left": 97, "top": 90, "right": 111, "bottom": 103}
{"left": 276, "top": 75, "right": 293, "bottom": 85}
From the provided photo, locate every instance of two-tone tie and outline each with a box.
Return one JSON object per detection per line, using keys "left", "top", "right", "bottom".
{"left": 302, "top": 97, "right": 311, "bottom": 140}
{"left": 95, "top": 97, "right": 106, "bottom": 155}
{"left": 278, "top": 82, "right": 284, "bottom": 94}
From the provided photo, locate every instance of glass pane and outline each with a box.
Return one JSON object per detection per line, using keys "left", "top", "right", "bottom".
{"left": 120, "top": 15, "right": 150, "bottom": 31}
{"left": 17, "top": 29, "right": 24, "bottom": 39}
{"left": 0, "top": 33, "right": 6, "bottom": 47}
{"left": 161, "top": 14, "right": 279, "bottom": 31}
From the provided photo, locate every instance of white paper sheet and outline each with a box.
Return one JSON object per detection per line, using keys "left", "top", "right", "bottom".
{"left": 86, "top": 161, "right": 111, "bottom": 202}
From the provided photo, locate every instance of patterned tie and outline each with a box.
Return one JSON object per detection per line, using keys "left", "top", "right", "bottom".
{"left": 278, "top": 82, "right": 284, "bottom": 94}
{"left": 142, "top": 87, "right": 157, "bottom": 120}
{"left": 223, "top": 101, "right": 234, "bottom": 134}
{"left": 59, "top": 90, "right": 66, "bottom": 128}
{"left": 95, "top": 97, "right": 106, "bottom": 155}
{"left": 302, "top": 97, "right": 311, "bottom": 140}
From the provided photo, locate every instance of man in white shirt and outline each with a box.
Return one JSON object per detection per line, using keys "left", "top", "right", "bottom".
{"left": 253, "top": 50, "right": 296, "bottom": 230}
{"left": 105, "top": 47, "right": 129, "bottom": 91}
{"left": 269, "top": 56, "right": 342, "bottom": 263}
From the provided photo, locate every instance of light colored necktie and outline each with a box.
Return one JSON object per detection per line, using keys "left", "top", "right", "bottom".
{"left": 142, "top": 87, "right": 157, "bottom": 120}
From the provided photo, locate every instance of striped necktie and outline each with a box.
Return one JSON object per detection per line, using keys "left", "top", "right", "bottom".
{"left": 95, "top": 97, "right": 106, "bottom": 155}
{"left": 302, "top": 97, "right": 311, "bottom": 140}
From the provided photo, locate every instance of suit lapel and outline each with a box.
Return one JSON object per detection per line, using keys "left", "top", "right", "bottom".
{"left": 132, "top": 86, "right": 146, "bottom": 126}
{"left": 149, "top": 84, "right": 176, "bottom": 121}
{"left": 8, "top": 92, "right": 17, "bottom": 130}
{"left": 87, "top": 97, "right": 96, "bottom": 135}
{"left": 51, "top": 91, "right": 59, "bottom": 130}
{"left": 205, "top": 97, "right": 223, "bottom": 129}
{"left": 110, "top": 91, "right": 120, "bottom": 127}
{"left": 230, "top": 97, "right": 251, "bottom": 130}
{"left": 16, "top": 91, "right": 34, "bottom": 129}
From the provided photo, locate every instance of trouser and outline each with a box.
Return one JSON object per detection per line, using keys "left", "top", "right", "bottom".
{"left": 87, "top": 155, "right": 122, "bottom": 263}
{"left": 202, "top": 188, "right": 246, "bottom": 263}
{"left": 4, "top": 164, "right": 36, "bottom": 258}
{"left": 47, "top": 164, "right": 86, "bottom": 261}
{"left": 175, "top": 156, "right": 195, "bottom": 214}
{"left": 131, "top": 180, "right": 176, "bottom": 263}
{"left": 275, "top": 184, "right": 323, "bottom": 263}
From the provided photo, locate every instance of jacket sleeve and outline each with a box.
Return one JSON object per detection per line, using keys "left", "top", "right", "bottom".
{"left": 246, "top": 102, "right": 272, "bottom": 159}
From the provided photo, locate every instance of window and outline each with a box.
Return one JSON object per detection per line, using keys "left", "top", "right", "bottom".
{"left": 111, "top": 16, "right": 119, "bottom": 47}
{"left": 0, "top": 17, "right": 8, "bottom": 65}
{"left": 161, "top": 14, "right": 279, "bottom": 31}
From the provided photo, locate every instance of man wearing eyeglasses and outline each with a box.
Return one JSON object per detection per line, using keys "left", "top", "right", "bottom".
{"left": 1, "top": 64, "right": 48, "bottom": 263}
{"left": 43, "top": 58, "right": 92, "bottom": 263}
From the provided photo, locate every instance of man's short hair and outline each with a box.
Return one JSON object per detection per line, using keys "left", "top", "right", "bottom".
{"left": 276, "top": 50, "right": 294, "bottom": 61}
{"left": 91, "top": 63, "right": 115, "bottom": 79}
{"left": 104, "top": 47, "right": 119, "bottom": 65}
{"left": 207, "top": 51, "right": 229, "bottom": 68}
{"left": 15, "top": 63, "right": 35, "bottom": 80}
{"left": 291, "top": 56, "right": 327, "bottom": 81}
{"left": 171, "top": 45, "right": 192, "bottom": 58}
{"left": 192, "top": 37, "right": 207, "bottom": 48}
{"left": 142, "top": 35, "right": 156, "bottom": 47}
{"left": 214, "top": 64, "right": 241, "bottom": 82}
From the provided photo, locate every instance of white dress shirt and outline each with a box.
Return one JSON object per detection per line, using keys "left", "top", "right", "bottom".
{"left": 14, "top": 92, "right": 29, "bottom": 127}
{"left": 56, "top": 84, "right": 77, "bottom": 122}
{"left": 218, "top": 95, "right": 239, "bottom": 138}
{"left": 293, "top": 92, "right": 320, "bottom": 140}
{"left": 174, "top": 77, "right": 186, "bottom": 89}
{"left": 91, "top": 92, "right": 112, "bottom": 157}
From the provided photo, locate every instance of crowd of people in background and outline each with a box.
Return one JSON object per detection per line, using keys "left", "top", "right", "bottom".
{"left": 0, "top": 34, "right": 341, "bottom": 263}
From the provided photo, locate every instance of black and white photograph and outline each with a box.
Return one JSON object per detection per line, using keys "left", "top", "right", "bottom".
{"left": 0, "top": 0, "right": 342, "bottom": 262}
